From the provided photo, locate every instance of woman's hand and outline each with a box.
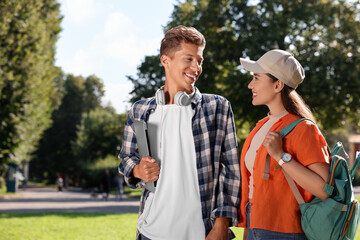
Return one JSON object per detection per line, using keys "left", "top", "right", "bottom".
{"left": 263, "top": 131, "right": 284, "bottom": 162}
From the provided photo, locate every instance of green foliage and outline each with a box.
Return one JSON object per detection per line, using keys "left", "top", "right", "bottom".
{"left": 70, "top": 109, "right": 126, "bottom": 188}
{"left": 0, "top": 0, "right": 62, "bottom": 171}
{"left": 127, "top": 0, "right": 360, "bottom": 140}
{"left": 0, "top": 177, "right": 5, "bottom": 191}
{"left": 81, "top": 155, "right": 119, "bottom": 189}
{"left": 72, "top": 108, "right": 124, "bottom": 164}
{"left": 88, "top": 154, "right": 120, "bottom": 170}
{"left": 128, "top": 55, "right": 165, "bottom": 103}
{"left": 30, "top": 74, "right": 105, "bottom": 184}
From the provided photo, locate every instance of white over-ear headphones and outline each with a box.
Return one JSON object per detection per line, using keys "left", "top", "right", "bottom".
{"left": 155, "top": 87, "right": 194, "bottom": 106}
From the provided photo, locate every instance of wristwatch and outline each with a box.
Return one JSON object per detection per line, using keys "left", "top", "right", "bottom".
{"left": 278, "top": 153, "right": 292, "bottom": 166}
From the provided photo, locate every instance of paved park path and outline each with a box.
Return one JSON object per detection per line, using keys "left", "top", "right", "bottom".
{"left": 0, "top": 185, "right": 140, "bottom": 214}
{"left": 2, "top": 185, "right": 360, "bottom": 214}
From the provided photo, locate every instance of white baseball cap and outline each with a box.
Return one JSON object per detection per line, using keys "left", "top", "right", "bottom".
{"left": 240, "top": 49, "right": 305, "bottom": 89}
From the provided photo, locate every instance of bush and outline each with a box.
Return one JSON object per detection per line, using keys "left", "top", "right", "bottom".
{"left": 353, "top": 170, "right": 360, "bottom": 186}
{"left": 80, "top": 155, "right": 120, "bottom": 190}
{"left": 0, "top": 176, "right": 4, "bottom": 188}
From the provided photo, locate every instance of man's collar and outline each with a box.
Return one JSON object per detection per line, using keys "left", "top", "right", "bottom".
{"left": 191, "top": 87, "right": 202, "bottom": 105}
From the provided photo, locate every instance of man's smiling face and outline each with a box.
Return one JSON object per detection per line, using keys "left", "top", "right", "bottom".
{"left": 162, "top": 42, "right": 204, "bottom": 94}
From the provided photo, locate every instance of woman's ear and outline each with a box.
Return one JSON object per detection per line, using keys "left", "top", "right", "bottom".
{"left": 275, "top": 80, "right": 285, "bottom": 93}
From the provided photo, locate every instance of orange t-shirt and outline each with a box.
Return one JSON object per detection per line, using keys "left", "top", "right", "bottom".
{"left": 237, "top": 113, "right": 330, "bottom": 233}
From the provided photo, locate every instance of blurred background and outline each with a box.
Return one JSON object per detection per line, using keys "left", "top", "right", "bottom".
{"left": 1, "top": 0, "right": 360, "bottom": 193}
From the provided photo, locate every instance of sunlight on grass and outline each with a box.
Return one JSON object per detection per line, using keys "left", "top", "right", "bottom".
{"left": 0, "top": 185, "right": 15, "bottom": 197}
{"left": 0, "top": 213, "right": 138, "bottom": 240}
{"left": 124, "top": 186, "right": 142, "bottom": 197}
{"left": 1, "top": 196, "right": 360, "bottom": 239}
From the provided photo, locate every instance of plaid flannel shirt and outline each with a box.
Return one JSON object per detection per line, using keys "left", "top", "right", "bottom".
{"left": 118, "top": 88, "right": 240, "bottom": 237}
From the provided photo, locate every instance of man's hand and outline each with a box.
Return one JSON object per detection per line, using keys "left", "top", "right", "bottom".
{"left": 133, "top": 156, "right": 160, "bottom": 182}
{"left": 206, "top": 217, "right": 229, "bottom": 240}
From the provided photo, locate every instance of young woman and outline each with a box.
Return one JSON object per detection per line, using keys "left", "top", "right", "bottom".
{"left": 237, "top": 49, "right": 330, "bottom": 239}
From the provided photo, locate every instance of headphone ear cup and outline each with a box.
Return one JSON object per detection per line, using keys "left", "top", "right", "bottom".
{"left": 174, "top": 91, "right": 191, "bottom": 106}
{"left": 155, "top": 89, "right": 165, "bottom": 105}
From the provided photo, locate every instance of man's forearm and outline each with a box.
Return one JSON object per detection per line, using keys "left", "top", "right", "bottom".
{"left": 213, "top": 217, "right": 230, "bottom": 229}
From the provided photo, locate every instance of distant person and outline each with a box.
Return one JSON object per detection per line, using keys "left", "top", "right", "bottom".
{"left": 119, "top": 25, "right": 240, "bottom": 240}
{"left": 56, "top": 176, "right": 64, "bottom": 192}
{"left": 62, "top": 173, "right": 69, "bottom": 189}
{"left": 237, "top": 49, "right": 330, "bottom": 239}
{"left": 101, "top": 169, "right": 111, "bottom": 200}
{"left": 115, "top": 172, "right": 124, "bottom": 200}
{"left": 21, "top": 178, "right": 27, "bottom": 188}
{"left": 16, "top": 171, "right": 25, "bottom": 188}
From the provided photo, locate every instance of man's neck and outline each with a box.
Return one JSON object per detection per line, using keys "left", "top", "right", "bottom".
{"left": 163, "top": 82, "right": 194, "bottom": 104}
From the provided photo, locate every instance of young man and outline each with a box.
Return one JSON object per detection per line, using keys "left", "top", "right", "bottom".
{"left": 119, "top": 25, "right": 240, "bottom": 240}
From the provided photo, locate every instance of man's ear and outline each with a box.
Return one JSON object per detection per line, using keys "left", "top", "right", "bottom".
{"left": 160, "top": 55, "right": 169, "bottom": 68}
{"left": 275, "top": 80, "right": 285, "bottom": 93}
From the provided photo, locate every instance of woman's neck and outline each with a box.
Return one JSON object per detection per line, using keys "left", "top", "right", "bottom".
{"left": 267, "top": 103, "right": 286, "bottom": 116}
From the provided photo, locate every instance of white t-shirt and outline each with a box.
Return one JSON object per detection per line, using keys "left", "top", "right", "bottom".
{"left": 245, "top": 110, "right": 288, "bottom": 199}
{"left": 137, "top": 104, "right": 205, "bottom": 240}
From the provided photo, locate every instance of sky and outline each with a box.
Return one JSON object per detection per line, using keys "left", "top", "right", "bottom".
{"left": 55, "top": 0, "right": 179, "bottom": 113}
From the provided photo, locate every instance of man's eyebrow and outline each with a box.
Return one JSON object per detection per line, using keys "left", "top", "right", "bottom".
{"left": 184, "top": 54, "right": 204, "bottom": 60}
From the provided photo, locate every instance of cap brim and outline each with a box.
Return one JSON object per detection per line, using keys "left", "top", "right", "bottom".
{"left": 240, "top": 58, "right": 267, "bottom": 73}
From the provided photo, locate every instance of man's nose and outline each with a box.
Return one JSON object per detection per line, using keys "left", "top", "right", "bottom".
{"left": 191, "top": 61, "right": 201, "bottom": 73}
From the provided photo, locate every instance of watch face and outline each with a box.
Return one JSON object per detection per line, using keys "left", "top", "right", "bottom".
{"left": 282, "top": 153, "right": 292, "bottom": 162}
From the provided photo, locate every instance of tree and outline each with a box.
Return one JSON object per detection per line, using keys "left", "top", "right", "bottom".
{"left": 128, "top": 55, "right": 165, "bottom": 103}
{"left": 0, "top": 0, "right": 62, "bottom": 174}
{"left": 71, "top": 108, "right": 125, "bottom": 187}
{"left": 127, "top": 0, "right": 360, "bottom": 139}
{"left": 72, "top": 107, "right": 125, "bottom": 166}
{"left": 30, "top": 74, "right": 105, "bottom": 183}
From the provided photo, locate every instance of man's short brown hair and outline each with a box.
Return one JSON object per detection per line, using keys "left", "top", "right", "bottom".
{"left": 160, "top": 25, "right": 206, "bottom": 57}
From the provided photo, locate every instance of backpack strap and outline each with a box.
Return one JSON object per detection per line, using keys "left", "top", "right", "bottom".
{"left": 282, "top": 170, "right": 305, "bottom": 204}
{"left": 263, "top": 118, "right": 311, "bottom": 180}
{"left": 278, "top": 118, "right": 312, "bottom": 138}
{"left": 285, "top": 147, "right": 357, "bottom": 207}
{"left": 350, "top": 151, "right": 360, "bottom": 181}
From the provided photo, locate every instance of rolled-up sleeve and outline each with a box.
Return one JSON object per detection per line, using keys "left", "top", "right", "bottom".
{"left": 118, "top": 106, "right": 144, "bottom": 189}
{"left": 211, "top": 100, "right": 241, "bottom": 226}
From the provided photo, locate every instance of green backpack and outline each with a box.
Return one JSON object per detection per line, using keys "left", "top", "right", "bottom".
{"left": 276, "top": 118, "right": 360, "bottom": 240}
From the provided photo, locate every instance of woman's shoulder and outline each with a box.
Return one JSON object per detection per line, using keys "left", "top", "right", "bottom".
{"left": 284, "top": 115, "right": 326, "bottom": 145}
{"left": 281, "top": 114, "right": 317, "bottom": 128}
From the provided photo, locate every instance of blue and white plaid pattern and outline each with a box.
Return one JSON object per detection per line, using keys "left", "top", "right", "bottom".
{"left": 118, "top": 89, "right": 240, "bottom": 237}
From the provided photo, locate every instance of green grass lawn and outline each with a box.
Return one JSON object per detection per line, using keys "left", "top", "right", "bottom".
{"left": 0, "top": 213, "right": 138, "bottom": 240}
{"left": 1, "top": 212, "right": 360, "bottom": 240}
{"left": 0, "top": 185, "right": 15, "bottom": 197}
{"left": 1, "top": 193, "right": 360, "bottom": 239}
{"left": 123, "top": 186, "right": 142, "bottom": 198}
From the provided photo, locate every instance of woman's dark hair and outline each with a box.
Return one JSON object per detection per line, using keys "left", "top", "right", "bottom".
{"left": 267, "top": 73, "right": 316, "bottom": 123}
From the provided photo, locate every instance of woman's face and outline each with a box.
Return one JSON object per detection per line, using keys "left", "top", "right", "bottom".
{"left": 248, "top": 73, "right": 279, "bottom": 106}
